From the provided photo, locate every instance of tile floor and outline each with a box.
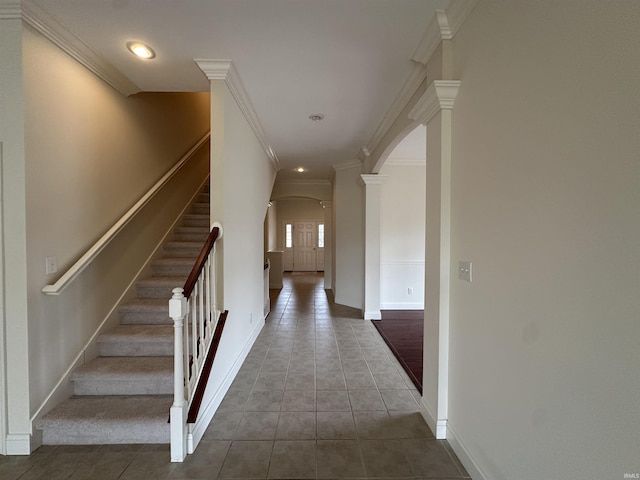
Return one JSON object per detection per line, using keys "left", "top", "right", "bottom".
{"left": 0, "top": 273, "right": 470, "bottom": 480}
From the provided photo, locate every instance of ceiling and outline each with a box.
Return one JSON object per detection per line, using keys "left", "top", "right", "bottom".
{"left": 27, "top": 0, "right": 447, "bottom": 180}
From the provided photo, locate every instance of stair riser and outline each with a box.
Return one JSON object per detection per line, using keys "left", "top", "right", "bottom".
{"left": 73, "top": 379, "right": 172, "bottom": 396}
{"left": 151, "top": 263, "right": 193, "bottom": 276}
{"left": 98, "top": 342, "right": 173, "bottom": 357}
{"left": 183, "top": 215, "right": 209, "bottom": 227}
{"left": 163, "top": 247, "right": 201, "bottom": 258}
{"left": 191, "top": 204, "right": 209, "bottom": 214}
{"left": 197, "top": 193, "right": 210, "bottom": 203}
{"left": 42, "top": 424, "right": 169, "bottom": 445}
{"left": 174, "top": 232, "right": 209, "bottom": 242}
{"left": 119, "top": 311, "right": 172, "bottom": 325}
{"left": 136, "top": 284, "right": 178, "bottom": 299}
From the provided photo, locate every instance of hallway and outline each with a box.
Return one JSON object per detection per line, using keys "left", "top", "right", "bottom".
{"left": 0, "top": 273, "right": 469, "bottom": 479}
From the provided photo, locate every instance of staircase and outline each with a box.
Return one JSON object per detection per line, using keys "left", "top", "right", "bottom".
{"left": 37, "top": 187, "right": 210, "bottom": 445}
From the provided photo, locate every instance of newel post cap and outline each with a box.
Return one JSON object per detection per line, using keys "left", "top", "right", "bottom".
{"left": 169, "top": 288, "right": 187, "bottom": 321}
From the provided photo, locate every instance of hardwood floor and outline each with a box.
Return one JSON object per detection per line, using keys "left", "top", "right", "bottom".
{"left": 372, "top": 310, "right": 424, "bottom": 393}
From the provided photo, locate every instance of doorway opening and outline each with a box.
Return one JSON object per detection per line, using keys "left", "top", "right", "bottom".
{"left": 284, "top": 220, "right": 325, "bottom": 272}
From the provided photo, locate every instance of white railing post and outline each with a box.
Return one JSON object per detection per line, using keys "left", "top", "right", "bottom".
{"left": 169, "top": 287, "right": 188, "bottom": 462}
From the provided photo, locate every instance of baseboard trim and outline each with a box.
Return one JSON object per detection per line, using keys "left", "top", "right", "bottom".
{"left": 380, "top": 302, "right": 425, "bottom": 310}
{"left": 419, "top": 396, "right": 437, "bottom": 437}
{"left": 363, "top": 310, "right": 382, "bottom": 320}
{"left": 187, "top": 318, "right": 264, "bottom": 453}
{"left": 5, "top": 433, "right": 31, "bottom": 455}
{"left": 447, "top": 422, "right": 489, "bottom": 480}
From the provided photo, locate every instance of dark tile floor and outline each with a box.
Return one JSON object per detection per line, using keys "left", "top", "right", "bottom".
{"left": 0, "top": 273, "right": 470, "bottom": 480}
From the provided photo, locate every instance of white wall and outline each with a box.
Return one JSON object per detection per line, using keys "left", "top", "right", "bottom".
{"left": 203, "top": 79, "right": 277, "bottom": 443}
{"left": 448, "top": 1, "right": 640, "bottom": 479}
{"left": 333, "top": 164, "right": 364, "bottom": 310}
{"left": 16, "top": 24, "right": 210, "bottom": 448}
{"left": 379, "top": 163, "right": 425, "bottom": 309}
{"left": 0, "top": 15, "right": 30, "bottom": 454}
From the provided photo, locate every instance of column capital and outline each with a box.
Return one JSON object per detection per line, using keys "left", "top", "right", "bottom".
{"left": 409, "top": 80, "right": 461, "bottom": 125}
{"left": 360, "top": 174, "right": 388, "bottom": 187}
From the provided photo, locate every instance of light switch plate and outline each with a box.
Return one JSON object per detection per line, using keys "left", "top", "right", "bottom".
{"left": 45, "top": 256, "right": 58, "bottom": 275}
{"left": 458, "top": 261, "right": 472, "bottom": 282}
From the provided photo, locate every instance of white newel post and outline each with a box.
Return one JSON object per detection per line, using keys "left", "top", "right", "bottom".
{"left": 169, "top": 287, "right": 188, "bottom": 462}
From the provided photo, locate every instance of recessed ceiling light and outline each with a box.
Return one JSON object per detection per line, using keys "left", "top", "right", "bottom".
{"left": 308, "top": 113, "right": 325, "bottom": 122}
{"left": 295, "top": 167, "right": 306, "bottom": 173}
{"left": 126, "top": 41, "right": 156, "bottom": 59}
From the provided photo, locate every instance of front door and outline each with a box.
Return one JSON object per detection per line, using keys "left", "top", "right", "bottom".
{"left": 293, "top": 221, "right": 317, "bottom": 271}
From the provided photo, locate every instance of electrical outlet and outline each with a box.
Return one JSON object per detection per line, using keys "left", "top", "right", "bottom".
{"left": 45, "top": 256, "right": 58, "bottom": 275}
{"left": 407, "top": 287, "right": 413, "bottom": 295}
{"left": 458, "top": 261, "right": 472, "bottom": 282}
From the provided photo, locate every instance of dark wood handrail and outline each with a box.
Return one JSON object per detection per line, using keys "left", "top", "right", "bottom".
{"left": 187, "top": 310, "right": 228, "bottom": 423}
{"left": 183, "top": 226, "right": 220, "bottom": 298}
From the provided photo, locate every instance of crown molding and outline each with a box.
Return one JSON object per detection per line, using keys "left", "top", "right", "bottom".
{"left": 358, "top": 146, "right": 371, "bottom": 162}
{"left": 412, "top": 10, "right": 451, "bottom": 65}
{"left": 384, "top": 158, "right": 426, "bottom": 167}
{"left": 446, "top": 0, "right": 481, "bottom": 37}
{"left": 19, "top": 1, "right": 140, "bottom": 96}
{"left": 409, "top": 80, "right": 461, "bottom": 125}
{"left": 360, "top": 174, "right": 388, "bottom": 186}
{"left": 364, "top": 62, "right": 427, "bottom": 157}
{"left": 276, "top": 178, "right": 331, "bottom": 186}
{"left": 363, "top": 1, "right": 478, "bottom": 160}
{"left": 196, "top": 59, "right": 280, "bottom": 171}
{"left": 332, "top": 160, "right": 362, "bottom": 173}
{"left": 0, "top": 1, "right": 21, "bottom": 19}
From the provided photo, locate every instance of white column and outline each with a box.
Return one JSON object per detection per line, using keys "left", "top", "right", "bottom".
{"left": 320, "top": 201, "right": 333, "bottom": 290}
{"left": 409, "top": 80, "right": 460, "bottom": 439}
{"left": 360, "top": 174, "right": 387, "bottom": 320}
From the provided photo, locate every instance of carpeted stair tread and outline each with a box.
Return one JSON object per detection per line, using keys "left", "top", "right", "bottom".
{"left": 97, "top": 325, "right": 174, "bottom": 356}
{"left": 38, "top": 395, "right": 172, "bottom": 444}
{"left": 182, "top": 214, "right": 209, "bottom": 227}
{"left": 119, "top": 299, "right": 171, "bottom": 325}
{"left": 136, "top": 276, "right": 187, "bottom": 298}
{"left": 164, "top": 241, "right": 203, "bottom": 257}
{"left": 71, "top": 357, "right": 173, "bottom": 395}
{"left": 152, "top": 257, "right": 197, "bottom": 276}
{"left": 190, "top": 202, "right": 209, "bottom": 214}
{"left": 173, "top": 226, "right": 209, "bottom": 242}
{"left": 72, "top": 356, "right": 172, "bottom": 381}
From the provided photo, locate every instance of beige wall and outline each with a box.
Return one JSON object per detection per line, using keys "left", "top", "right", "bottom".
{"left": 333, "top": 164, "right": 364, "bottom": 310}
{"left": 448, "top": 1, "right": 640, "bottom": 478}
{"left": 21, "top": 25, "right": 210, "bottom": 432}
